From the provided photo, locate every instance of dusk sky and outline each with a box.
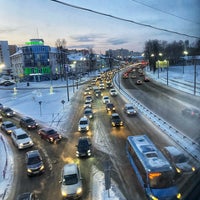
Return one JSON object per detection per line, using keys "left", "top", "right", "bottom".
{"left": 0, "top": 0, "right": 199, "bottom": 53}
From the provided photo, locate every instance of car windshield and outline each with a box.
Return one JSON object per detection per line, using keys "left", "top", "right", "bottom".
{"left": 80, "top": 120, "right": 88, "bottom": 125}
{"left": 63, "top": 174, "right": 78, "bottom": 185}
{"left": 173, "top": 154, "right": 188, "bottom": 163}
{"left": 25, "top": 119, "right": 34, "bottom": 123}
{"left": 27, "top": 156, "right": 41, "bottom": 165}
{"left": 47, "top": 129, "right": 56, "bottom": 135}
{"left": 17, "top": 134, "right": 28, "bottom": 139}
{"left": 5, "top": 123, "right": 14, "bottom": 128}
{"left": 84, "top": 110, "right": 91, "bottom": 114}
{"left": 127, "top": 106, "right": 134, "bottom": 110}
{"left": 112, "top": 115, "right": 120, "bottom": 119}
{"left": 4, "top": 108, "right": 12, "bottom": 112}
{"left": 78, "top": 140, "right": 89, "bottom": 148}
{"left": 149, "top": 171, "right": 174, "bottom": 189}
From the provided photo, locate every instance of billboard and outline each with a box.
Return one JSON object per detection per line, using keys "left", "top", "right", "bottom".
{"left": 24, "top": 66, "right": 51, "bottom": 75}
{"left": 156, "top": 60, "right": 169, "bottom": 68}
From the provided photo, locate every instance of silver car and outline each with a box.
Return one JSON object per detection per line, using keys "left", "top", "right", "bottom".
{"left": 60, "top": 163, "right": 82, "bottom": 199}
{"left": 11, "top": 128, "right": 34, "bottom": 149}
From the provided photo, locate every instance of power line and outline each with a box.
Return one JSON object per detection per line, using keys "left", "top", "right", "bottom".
{"left": 50, "top": 0, "right": 200, "bottom": 39}
{"left": 130, "top": 0, "right": 200, "bottom": 25}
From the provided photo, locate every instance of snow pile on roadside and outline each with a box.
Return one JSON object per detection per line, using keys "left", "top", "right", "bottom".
{"left": 0, "top": 134, "right": 14, "bottom": 200}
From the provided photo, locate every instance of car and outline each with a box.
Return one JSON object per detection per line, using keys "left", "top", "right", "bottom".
{"left": 163, "top": 146, "right": 196, "bottom": 177}
{"left": 106, "top": 82, "right": 113, "bottom": 88}
{"left": 124, "top": 103, "right": 137, "bottom": 116}
{"left": 26, "top": 150, "right": 45, "bottom": 176}
{"left": 102, "top": 96, "right": 110, "bottom": 104}
{"left": 78, "top": 117, "right": 89, "bottom": 132}
{"left": 131, "top": 75, "right": 137, "bottom": 79}
{"left": 84, "top": 88, "right": 91, "bottom": 95}
{"left": 76, "top": 136, "right": 92, "bottom": 157}
{"left": 143, "top": 76, "right": 150, "bottom": 82}
{"left": 19, "top": 116, "right": 38, "bottom": 130}
{"left": 16, "top": 192, "right": 38, "bottom": 200}
{"left": 182, "top": 108, "right": 200, "bottom": 119}
{"left": 60, "top": 163, "right": 83, "bottom": 199}
{"left": 85, "top": 95, "right": 93, "bottom": 103}
{"left": 0, "top": 80, "right": 15, "bottom": 86}
{"left": 136, "top": 80, "right": 142, "bottom": 85}
{"left": 83, "top": 108, "right": 94, "bottom": 119}
{"left": 1, "top": 107, "right": 15, "bottom": 117}
{"left": 1, "top": 121, "right": 17, "bottom": 134}
{"left": 109, "top": 89, "right": 117, "bottom": 96}
{"left": 111, "top": 113, "right": 123, "bottom": 127}
{"left": 99, "top": 83, "right": 105, "bottom": 90}
{"left": 84, "top": 101, "right": 92, "bottom": 109}
{"left": 94, "top": 89, "right": 102, "bottom": 98}
{"left": 106, "top": 103, "right": 116, "bottom": 112}
{"left": 38, "top": 127, "right": 62, "bottom": 143}
{"left": 11, "top": 128, "right": 34, "bottom": 149}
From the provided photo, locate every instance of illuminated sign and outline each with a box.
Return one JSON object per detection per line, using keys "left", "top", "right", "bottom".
{"left": 156, "top": 60, "right": 169, "bottom": 68}
{"left": 24, "top": 67, "right": 50, "bottom": 75}
{"left": 25, "top": 41, "right": 44, "bottom": 45}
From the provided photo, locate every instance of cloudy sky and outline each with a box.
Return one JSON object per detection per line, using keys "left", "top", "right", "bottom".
{"left": 0, "top": 0, "right": 199, "bottom": 53}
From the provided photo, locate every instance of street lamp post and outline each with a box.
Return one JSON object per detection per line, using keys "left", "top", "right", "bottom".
{"left": 183, "top": 50, "right": 188, "bottom": 74}
{"left": 158, "top": 53, "right": 163, "bottom": 79}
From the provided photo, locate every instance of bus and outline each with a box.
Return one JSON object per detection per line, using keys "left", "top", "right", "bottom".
{"left": 126, "top": 135, "right": 181, "bottom": 200}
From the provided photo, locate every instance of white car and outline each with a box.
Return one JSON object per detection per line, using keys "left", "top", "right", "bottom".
{"left": 99, "top": 83, "right": 105, "bottom": 90}
{"left": 110, "top": 89, "right": 117, "bottom": 96}
{"left": 84, "top": 101, "right": 92, "bottom": 109}
{"left": 11, "top": 128, "right": 34, "bottom": 149}
{"left": 124, "top": 103, "right": 137, "bottom": 116}
{"left": 102, "top": 96, "right": 110, "bottom": 104}
{"left": 78, "top": 117, "right": 90, "bottom": 132}
{"left": 60, "top": 163, "right": 83, "bottom": 199}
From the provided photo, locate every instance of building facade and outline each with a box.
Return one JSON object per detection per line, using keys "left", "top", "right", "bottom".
{"left": 0, "top": 41, "right": 11, "bottom": 74}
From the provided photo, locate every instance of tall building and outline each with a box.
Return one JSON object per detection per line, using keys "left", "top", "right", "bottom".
{"left": 0, "top": 41, "right": 11, "bottom": 74}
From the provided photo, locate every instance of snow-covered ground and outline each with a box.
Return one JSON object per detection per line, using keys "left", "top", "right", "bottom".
{"left": 0, "top": 64, "right": 199, "bottom": 199}
{"left": 0, "top": 70, "right": 126, "bottom": 200}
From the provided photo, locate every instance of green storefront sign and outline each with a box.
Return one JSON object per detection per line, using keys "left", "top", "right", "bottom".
{"left": 24, "top": 66, "right": 51, "bottom": 75}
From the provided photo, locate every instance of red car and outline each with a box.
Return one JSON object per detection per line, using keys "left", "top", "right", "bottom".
{"left": 38, "top": 127, "right": 62, "bottom": 143}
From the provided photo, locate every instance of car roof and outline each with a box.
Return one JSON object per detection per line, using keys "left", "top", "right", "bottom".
{"left": 26, "top": 150, "right": 40, "bottom": 158}
{"left": 3, "top": 121, "right": 14, "bottom": 125}
{"left": 13, "top": 128, "right": 26, "bottom": 135}
{"left": 112, "top": 113, "right": 119, "bottom": 117}
{"left": 41, "top": 127, "right": 54, "bottom": 131}
{"left": 21, "top": 116, "right": 33, "bottom": 120}
{"left": 125, "top": 103, "right": 134, "bottom": 107}
{"left": 63, "top": 163, "right": 78, "bottom": 175}
{"left": 164, "top": 146, "right": 183, "bottom": 156}
{"left": 80, "top": 117, "right": 88, "bottom": 121}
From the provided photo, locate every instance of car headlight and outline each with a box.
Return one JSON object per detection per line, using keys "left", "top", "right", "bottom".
{"left": 49, "top": 137, "right": 54, "bottom": 142}
{"left": 62, "top": 191, "right": 67, "bottom": 197}
{"left": 39, "top": 165, "right": 44, "bottom": 170}
{"left": 27, "top": 168, "right": 32, "bottom": 173}
{"left": 192, "top": 167, "right": 196, "bottom": 172}
{"left": 176, "top": 167, "right": 181, "bottom": 173}
{"left": 86, "top": 126, "right": 89, "bottom": 130}
{"left": 149, "top": 195, "right": 158, "bottom": 200}
{"left": 76, "top": 187, "right": 82, "bottom": 195}
{"left": 177, "top": 193, "right": 181, "bottom": 199}
{"left": 19, "top": 143, "right": 24, "bottom": 147}
{"left": 29, "top": 140, "right": 33, "bottom": 145}
{"left": 7, "top": 130, "right": 12, "bottom": 134}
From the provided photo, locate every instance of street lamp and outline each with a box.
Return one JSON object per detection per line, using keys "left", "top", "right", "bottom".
{"left": 183, "top": 50, "right": 188, "bottom": 74}
{"left": 158, "top": 53, "right": 163, "bottom": 78}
